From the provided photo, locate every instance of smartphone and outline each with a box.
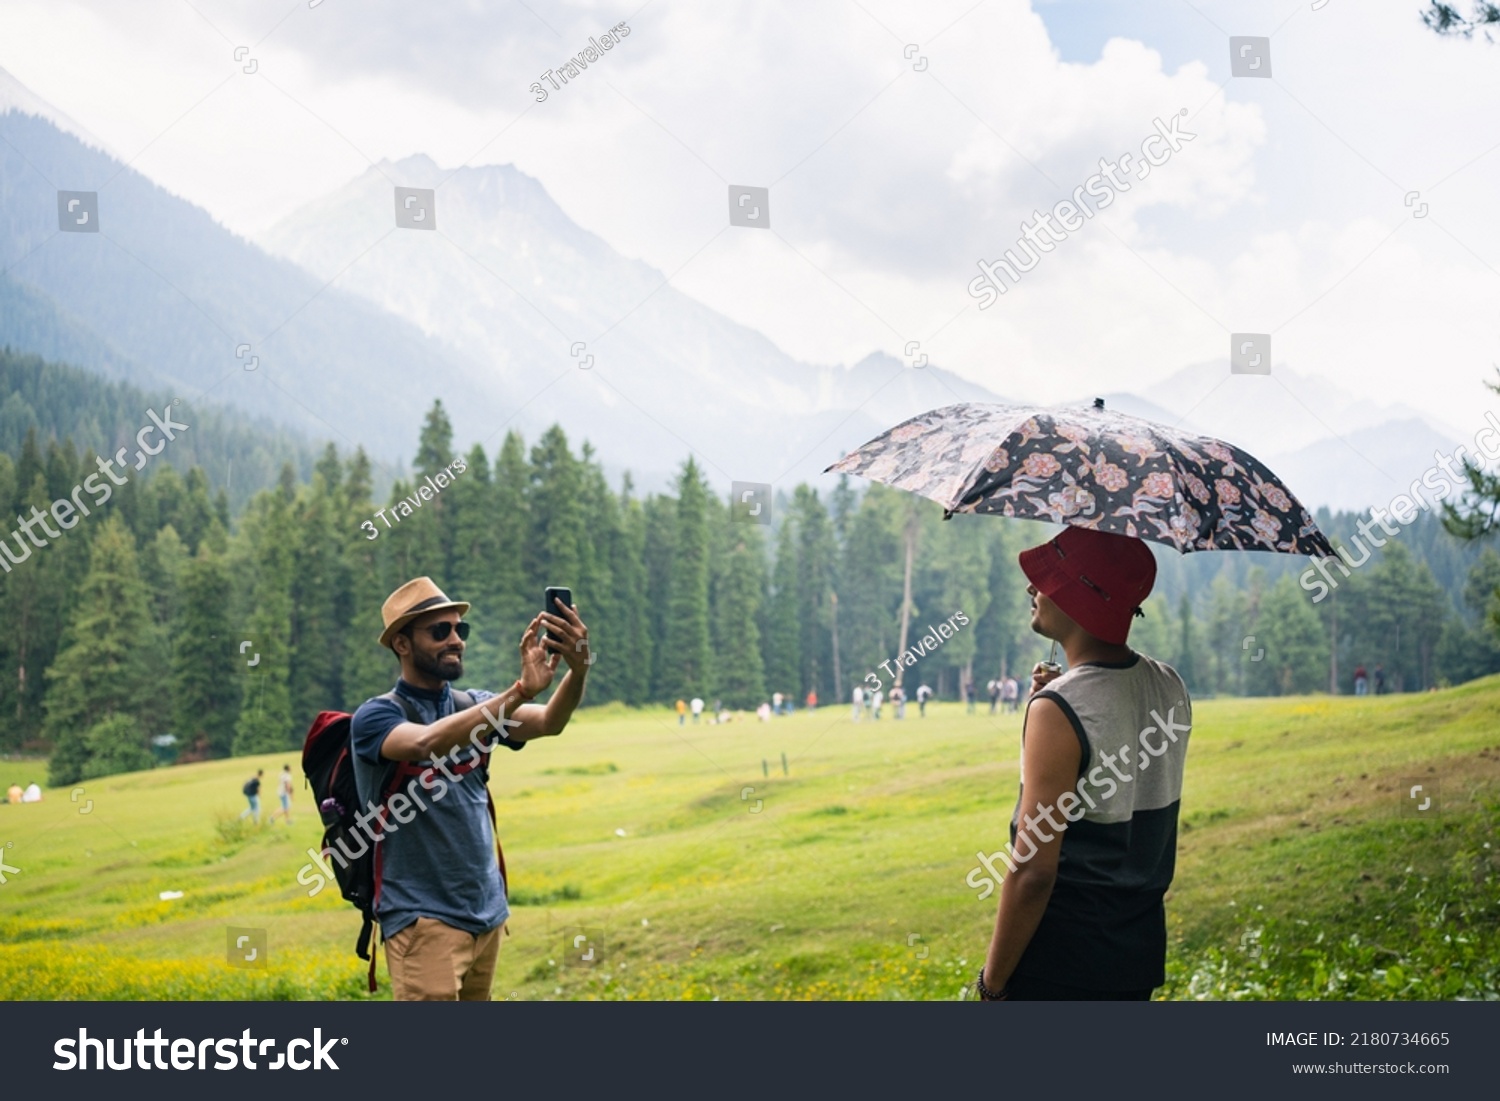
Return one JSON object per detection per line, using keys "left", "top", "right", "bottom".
{"left": 543, "top": 586, "right": 572, "bottom": 639}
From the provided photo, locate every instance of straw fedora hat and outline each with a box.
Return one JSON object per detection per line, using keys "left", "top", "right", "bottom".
{"left": 379, "top": 577, "right": 470, "bottom": 650}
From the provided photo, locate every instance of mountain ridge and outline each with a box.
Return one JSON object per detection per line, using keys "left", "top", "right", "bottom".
{"left": 0, "top": 68, "right": 1472, "bottom": 512}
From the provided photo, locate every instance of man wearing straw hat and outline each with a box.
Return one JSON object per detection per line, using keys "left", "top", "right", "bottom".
{"left": 351, "top": 576, "right": 591, "bottom": 1001}
{"left": 974, "top": 526, "right": 1191, "bottom": 1002}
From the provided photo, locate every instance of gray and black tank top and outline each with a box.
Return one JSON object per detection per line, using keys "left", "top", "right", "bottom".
{"left": 1010, "top": 651, "right": 1192, "bottom": 990}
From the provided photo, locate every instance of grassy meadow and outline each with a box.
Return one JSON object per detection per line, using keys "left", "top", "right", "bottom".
{"left": 2, "top": 677, "right": 1498, "bottom": 1001}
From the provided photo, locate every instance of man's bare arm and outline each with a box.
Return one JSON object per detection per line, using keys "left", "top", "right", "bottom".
{"left": 982, "top": 696, "right": 1080, "bottom": 995}
{"left": 380, "top": 606, "right": 590, "bottom": 760}
{"left": 507, "top": 667, "right": 586, "bottom": 740}
{"left": 508, "top": 603, "right": 591, "bottom": 739}
{"left": 379, "top": 684, "right": 534, "bottom": 762}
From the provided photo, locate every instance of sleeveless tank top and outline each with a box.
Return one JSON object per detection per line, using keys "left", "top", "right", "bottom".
{"left": 1010, "top": 651, "right": 1192, "bottom": 989}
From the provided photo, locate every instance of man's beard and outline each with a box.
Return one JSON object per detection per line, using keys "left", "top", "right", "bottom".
{"left": 413, "top": 647, "right": 464, "bottom": 682}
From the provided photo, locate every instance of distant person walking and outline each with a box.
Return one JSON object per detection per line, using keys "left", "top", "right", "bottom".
{"left": 1374, "top": 665, "right": 1387, "bottom": 695}
{"left": 851, "top": 685, "right": 865, "bottom": 722}
{"left": 676, "top": 699, "right": 687, "bottom": 726}
{"left": 690, "top": 697, "right": 705, "bottom": 724}
{"left": 269, "top": 764, "right": 294, "bottom": 824}
{"left": 806, "top": 689, "right": 817, "bottom": 710}
{"left": 916, "top": 684, "right": 932, "bottom": 717}
{"left": 891, "top": 685, "right": 906, "bottom": 719}
{"left": 871, "top": 688, "right": 883, "bottom": 720}
{"left": 772, "top": 692, "right": 784, "bottom": 716}
{"left": 1353, "top": 664, "right": 1368, "bottom": 697}
{"left": 987, "top": 678, "right": 1001, "bottom": 715}
{"left": 239, "top": 769, "right": 264, "bottom": 824}
{"left": 965, "top": 679, "right": 976, "bottom": 715}
{"left": 1003, "top": 676, "right": 1020, "bottom": 713}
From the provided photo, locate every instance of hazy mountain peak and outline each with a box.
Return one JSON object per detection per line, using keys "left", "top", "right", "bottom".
{"left": 0, "top": 66, "right": 111, "bottom": 155}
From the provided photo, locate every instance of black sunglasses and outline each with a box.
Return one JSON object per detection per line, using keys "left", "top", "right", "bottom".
{"left": 409, "top": 620, "right": 470, "bottom": 642}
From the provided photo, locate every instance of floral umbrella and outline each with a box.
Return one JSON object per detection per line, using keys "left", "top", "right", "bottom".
{"left": 825, "top": 400, "right": 1334, "bottom": 556}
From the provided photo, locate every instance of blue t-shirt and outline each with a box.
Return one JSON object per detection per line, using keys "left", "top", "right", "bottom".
{"left": 349, "top": 679, "right": 522, "bottom": 939}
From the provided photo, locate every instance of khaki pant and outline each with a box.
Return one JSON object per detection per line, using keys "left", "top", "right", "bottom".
{"left": 385, "top": 917, "right": 501, "bottom": 1001}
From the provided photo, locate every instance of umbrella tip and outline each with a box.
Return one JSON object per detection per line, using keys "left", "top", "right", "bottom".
{"left": 1093, "top": 397, "right": 1105, "bottom": 410}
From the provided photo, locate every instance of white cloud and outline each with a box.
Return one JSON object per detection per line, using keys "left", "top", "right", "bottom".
{"left": 0, "top": 0, "right": 1497, "bottom": 438}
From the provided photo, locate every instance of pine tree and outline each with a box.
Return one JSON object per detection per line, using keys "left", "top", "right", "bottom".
{"left": 1361, "top": 542, "right": 1448, "bottom": 690}
{"left": 448, "top": 442, "right": 506, "bottom": 690}
{"left": 713, "top": 521, "right": 767, "bottom": 707}
{"left": 382, "top": 477, "right": 427, "bottom": 584}
{"left": 662, "top": 458, "right": 712, "bottom": 699}
{"left": 792, "top": 486, "right": 835, "bottom": 701}
{"left": 525, "top": 425, "right": 587, "bottom": 599}
{"left": 81, "top": 714, "right": 154, "bottom": 780}
{"left": 971, "top": 522, "right": 1034, "bottom": 690}
{"left": 1132, "top": 593, "right": 1177, "bottom": 666}
{"left": 490, "top": 432, "right": 534, "bottom": 654}
{"left": 1206, "top": 573, "right": 1251, "bottom": 695}
{"left": 141, "top": 524, "right": 187, "bottom": 723}
{"left": 575, "top": 445, "right": 621, "bottom": 702}
{"left": 232, "top": 468, "right": 298, "bottom": 755}
{"left": 150, "top": 467, "right": 188, "bottom": 547}
{"left": 43, "top": 515, "right": 157, "bottom": 784}
{"left": 413, "top": 401, "right": 457, "bottom": 574}
{"left": 1251, "top": 575, "right": 1327, "bottom": 695}
{"left": 4, "top": 471, "right": 75, "bottom": 742}
{"left": 613, "top": 478, "right": 654, "bottom": 704}
{"left": 642, "top": 493, "right": 677, "bottom": 699}
{"left": 764, "top": 514, "right": 801, "bottom": 700}
{"left": 288, "top": 469, "right": 346, "bottom": 720}
{"left": 929, "top": 513, "right": 993, "bottom": 694}
{"left": 342, "top": 448, "right": 395, "bottom": 704}
{"left": 1176, "top": 591, "right": 1200, "bottom": 692}
{"left": 835, "top": 485, "right": 903, "bottom": 694}
{"left": 178, "top": 467, "right": 217, "bottom": 553}
{"left": 0, "top": 452, "right": 16, "bottom": 748}
{"left": 173, "top": 545, "right": 240, "bottom": 758}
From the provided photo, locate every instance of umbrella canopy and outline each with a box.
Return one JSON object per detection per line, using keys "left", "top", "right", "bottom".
{"left": 825, "top": 401, "right": 1334, "bottom": 557}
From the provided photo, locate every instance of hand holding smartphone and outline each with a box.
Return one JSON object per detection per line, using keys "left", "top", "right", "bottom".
{"left": 540, "top": 586, "right": 593, "bottom": 675}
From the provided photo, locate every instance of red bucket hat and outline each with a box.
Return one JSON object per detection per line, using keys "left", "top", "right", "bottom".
{"left": 1018, "top": 526, "right": 1156, "bottom": 645}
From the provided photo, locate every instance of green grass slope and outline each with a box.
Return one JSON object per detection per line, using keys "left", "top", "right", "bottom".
{"left": 1, "top": 680, "right": 1497, "bottom": 1000}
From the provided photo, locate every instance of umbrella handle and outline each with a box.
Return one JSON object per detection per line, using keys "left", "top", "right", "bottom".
{"left": 1039, "top": 640, "right": 1062, "bottom": 676}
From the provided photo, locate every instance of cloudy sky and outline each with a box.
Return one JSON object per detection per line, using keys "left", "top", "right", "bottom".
{"left": 2, "top": 0, "right": 1498, "bottom": 438}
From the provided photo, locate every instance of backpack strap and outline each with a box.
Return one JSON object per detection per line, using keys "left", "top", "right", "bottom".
{"left": 453, "top": 689, "right": 512, "bottom": 902}
{"left": 362, "top": 691, "right": 417, "bottom": 992}
{"left": 485, "top": 786, "right": 509, "bottom": 904}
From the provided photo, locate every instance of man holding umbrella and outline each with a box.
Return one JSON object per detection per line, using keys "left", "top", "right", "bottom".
{"left": 974, "top": 525, "right": 1190, "bottom": 1001}
{"left": 826, "top": 397, "right": 1334, "bottom": 1000}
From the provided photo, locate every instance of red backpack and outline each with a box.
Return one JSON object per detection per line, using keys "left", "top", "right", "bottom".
{"left": 301, "top": 689, "right": 516, "bottom": 992}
